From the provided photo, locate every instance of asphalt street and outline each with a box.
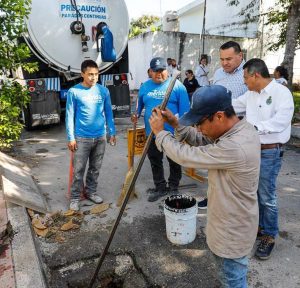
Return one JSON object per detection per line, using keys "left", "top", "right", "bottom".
{"left": 9, "top": 118, "right": 300, "bottom": 287}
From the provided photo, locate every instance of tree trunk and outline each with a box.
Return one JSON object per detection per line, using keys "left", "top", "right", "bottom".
{"left": 281, "top": 0, "right": 300, "bottom": 90}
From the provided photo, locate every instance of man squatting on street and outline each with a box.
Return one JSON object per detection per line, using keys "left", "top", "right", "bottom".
{"left": 66, "top": 60, "right": 116, "bottom": 211}
{"left": 132, "top": 57, "right": 190, "bottom": 202}
{"left": 149, "top": 85, "right": 260, "bottom": 287}
{"left": 232, "top": 59, "right": 294, "bottom": 260}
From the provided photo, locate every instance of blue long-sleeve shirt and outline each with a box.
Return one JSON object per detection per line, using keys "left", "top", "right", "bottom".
{"left": 66, "top": 83, "right": 115, "bottom": 141}
{"left": 137, "top": 78, "right": 190, "bottom": 136}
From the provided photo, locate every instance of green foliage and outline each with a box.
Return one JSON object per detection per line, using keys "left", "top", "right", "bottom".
{"left": 227, "top": 0, "right": 300, "bottom": 51}
{"left": 0, "top": 0, "right": 38, "bottom": 150}
{"left": 293, "top": 92, "right": 300, "bottom": 116}
{"left": 0, "top": 81, "right": 30, "bottom": 149}
{"left": 266, "top": 0, "right": 300, "bottom": 51}
{"left": 129, "top": 15, "right": 161, "bottom": 38}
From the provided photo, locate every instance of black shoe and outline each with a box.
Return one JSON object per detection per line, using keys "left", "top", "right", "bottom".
{"left": 198, "top": 198, "right": 208, "bottom": 209}
{"left": 168, "top": 185, "right": 179, "bottom": 195}
{"left": 255, "top": 235, "right": 275, "bottom": 260}
{"left": 147, "top": 188, "right": 167, "bottom": 202}
{"left": 257, "top": 227, "right": 264, "bottom": 240}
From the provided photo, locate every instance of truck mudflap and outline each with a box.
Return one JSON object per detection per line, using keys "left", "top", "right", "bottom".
{"left": 107, "top": 84, "right": 130, "bottom": 118}
{"left": 24, "top": 91, "right": 61, "bottom": 130}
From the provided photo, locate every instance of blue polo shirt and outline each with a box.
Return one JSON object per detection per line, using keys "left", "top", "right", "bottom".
{"left": 137, "top": 78, "right": 190, "bottom": 136}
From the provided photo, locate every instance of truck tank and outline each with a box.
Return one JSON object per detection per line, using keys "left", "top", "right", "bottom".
{"left": 22, "top": 0, "right": 130, "bottom": 129}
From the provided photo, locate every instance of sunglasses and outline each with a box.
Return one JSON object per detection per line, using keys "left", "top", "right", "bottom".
{"left": 196, "top": 113, "right": 215, "bottom": 126}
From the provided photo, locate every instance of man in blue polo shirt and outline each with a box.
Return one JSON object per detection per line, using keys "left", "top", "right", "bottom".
{"left": 66, "top": 59, "right": 116, "bottom": 211}
{"left": 132, "top": 57, "right": 190, "bottom": 202}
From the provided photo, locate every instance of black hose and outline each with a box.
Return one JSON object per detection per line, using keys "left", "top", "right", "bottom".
{"left": 70, "top": 0, "right": 82, "bottom": 23}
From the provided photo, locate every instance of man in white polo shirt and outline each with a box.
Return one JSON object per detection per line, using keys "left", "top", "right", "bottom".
{"left": 233, "top": 58, "right": 294, "bottom": 260}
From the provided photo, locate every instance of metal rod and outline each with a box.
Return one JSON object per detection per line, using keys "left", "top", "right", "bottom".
{"left": 88, "top": 71, "right": 180, "bottom": 288}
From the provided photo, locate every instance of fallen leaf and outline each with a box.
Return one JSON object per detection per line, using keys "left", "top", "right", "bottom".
{"left": 32, "top": 218, "right": 47, "bottom": 230}
{"left": 60, "top": 220, "right": 80, "bottom": 231}
{"left": 90, "top": 203, "right": 110, "bottom": 214}
{"left": 27, "top": 209, "right": 35, "bottom": 218}
{"left": 64, "top": 210, "right": 76, "bottom": 216}
{"left": 33, "top": 227, "right": 49, "bottom": 237}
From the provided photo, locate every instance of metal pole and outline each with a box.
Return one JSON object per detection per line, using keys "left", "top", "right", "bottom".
{"left": 88, "top": 71, "right": 180, "bottom": 288}
{"left": 201, "top": 0, "right": 207, "bottom": 56}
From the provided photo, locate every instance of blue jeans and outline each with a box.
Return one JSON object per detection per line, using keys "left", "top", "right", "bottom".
{"left": 213, "top": 254, "right": 248, "bottom": 288}
{"left": 71, "top": 137, "right": 106, "bottom": 200}
{"left": 258, "top": 147, "right": 283, "bottom": 238}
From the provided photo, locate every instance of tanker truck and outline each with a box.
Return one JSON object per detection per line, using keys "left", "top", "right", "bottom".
{"left": 21, "top": 0, "right": 130, "bottom": 130}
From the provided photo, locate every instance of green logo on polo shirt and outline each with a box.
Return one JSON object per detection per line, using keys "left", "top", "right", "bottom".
{"left": 266, "top": 96, "right": 272, "bottom": 105}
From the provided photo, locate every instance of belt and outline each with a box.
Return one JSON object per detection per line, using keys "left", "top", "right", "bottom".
{"left": 261, "top": 143, "right": 283, "bottom": 150}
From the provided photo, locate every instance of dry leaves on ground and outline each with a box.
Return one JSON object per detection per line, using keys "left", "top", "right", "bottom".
{"left": 27, "top": 202, "right": 110, "bottom": 242}
{"left": 90, "top": 203, "right": 110, "bottom": 214}
{"left": 60, "top": 219, "right": 80, "bottom": 231}
{"left": 33, "top": 227, "right": 49, "bottom": 237}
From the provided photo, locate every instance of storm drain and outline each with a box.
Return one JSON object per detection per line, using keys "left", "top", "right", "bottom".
{"left": 47, "top": 253, "right": 159, "bottom": 288}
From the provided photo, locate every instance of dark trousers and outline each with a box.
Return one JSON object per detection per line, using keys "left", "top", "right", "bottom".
{"left": 147, "top": 137, "right": 182, "bottom": 189}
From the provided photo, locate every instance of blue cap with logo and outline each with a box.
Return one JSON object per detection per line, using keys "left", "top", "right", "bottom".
{"left": 179, "top": 85, "right": 232, "bottom": 126}
{"left": 150, "top": 57, "right": 167, "bottom": 72}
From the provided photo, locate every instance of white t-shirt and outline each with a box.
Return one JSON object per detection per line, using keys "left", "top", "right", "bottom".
{"left": 275, "top": 77, "right": 287, "bottom": 85}
{"left": 195, "top": 64, "right": 209, "bottom": 86}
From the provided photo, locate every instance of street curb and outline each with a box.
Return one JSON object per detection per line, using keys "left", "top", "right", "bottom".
{"left": 291, "top": 122, "right": 300, "bottom": 139}
{"left": 0, "top": 196, "right": 16, "bottom": 288}
{"left": 6, "top": 203, "right": 47, "bottom": 288}
{"left": 291, "top": 123, "right": 300, "bottom": 139}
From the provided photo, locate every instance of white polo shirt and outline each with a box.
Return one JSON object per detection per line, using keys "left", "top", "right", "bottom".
{"left": 232, "top": 79, "right": 294, "bottom": 144}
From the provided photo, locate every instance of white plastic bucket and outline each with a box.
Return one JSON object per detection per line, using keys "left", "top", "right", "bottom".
{"left": 164, "top": 194, "right": 197, "bottom": 245}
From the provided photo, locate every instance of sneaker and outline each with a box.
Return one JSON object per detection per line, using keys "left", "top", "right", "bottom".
{"left": 87, "top": 194, "right": 103, "bottom": 204}
{"left": 198, "top": 197, "right": 208, "bottom": 209}
{"left": 255, "top": 235, "right": 275, "bottom": 260}
{"left": 70, "top": 200, "right": 80, "bottom": 211}
{"left": 147, "top": 188, "right": 167, "bottom": 202}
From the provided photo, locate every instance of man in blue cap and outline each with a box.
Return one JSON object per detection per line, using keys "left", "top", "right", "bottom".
{"left": 149, "top": 85, "right": 260, "bottom": 287}
{"left": 132, "top": 57, "right": 190, "bottom": 202}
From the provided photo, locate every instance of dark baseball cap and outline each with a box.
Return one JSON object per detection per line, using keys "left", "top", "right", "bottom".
{"left": 150, "top": 57, "right": 167, "bottom": 72}
{"left": 179, "top": 85, "right": 232, "bottom": 126}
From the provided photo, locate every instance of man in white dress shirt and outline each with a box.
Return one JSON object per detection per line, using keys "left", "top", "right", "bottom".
{"left": 198, "top": 41, "right": 248, "bottom": 209}
{"left": 233, "top": 58, "right": 294, "bottom": 260}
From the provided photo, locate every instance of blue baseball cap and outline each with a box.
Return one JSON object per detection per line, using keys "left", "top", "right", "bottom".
{"left": 179, "top": 85, "right": 232, "bottom": 126}
{"left": 150, "top": 57, "right": 167, "bottom": 72}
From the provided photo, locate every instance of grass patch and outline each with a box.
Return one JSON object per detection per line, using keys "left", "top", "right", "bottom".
{"left": 294, "top": 92, "right": 300, "bottom": 112}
